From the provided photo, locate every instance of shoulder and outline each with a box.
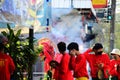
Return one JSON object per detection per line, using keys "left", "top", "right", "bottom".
{"left": 78, "top": 54, "right": 86, "bottom": 59}
{"left": 4, "top": 54, "right": 12, "bottom": 60}
{"left": 102, "top": 53, "right": 109, "bottom": 57}
{"left": 64, "top": 52, "right": 69, "bottom": 56}
{"left": 63, "top": 53, "right": 70, "bottom": 58}
{"left": 110, "top": 59, "right": 116, "bottom": 63}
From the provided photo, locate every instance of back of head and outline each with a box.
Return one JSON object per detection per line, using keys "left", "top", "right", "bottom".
{"left": 0, "top": 43, "right": 4, "bottom": 51}
{"left": 57, "top": 42, "right": 66, "bottom": 53}
{"left": 67, "top": 42, "right": 79, "bottom": 51}
{"left": 93, "top": 43, "right": 103, "bottom": 50}
{"left": 0, "top": 34, "right": 6, "bottom": 51}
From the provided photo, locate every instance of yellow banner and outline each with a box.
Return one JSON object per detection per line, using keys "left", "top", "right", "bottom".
{"left": 92, "top": 0, "right": 106, "bottom": 5}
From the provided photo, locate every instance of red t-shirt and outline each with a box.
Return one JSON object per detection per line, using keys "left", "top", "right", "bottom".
{"left": 58, "top": 53, "right": 73, "bottom": 80}
{"left": 117, "top": 72, "right": 120, "bottom": 80}
{"left": 0, "top": 53, "right": 15, "bottom": 80}
{"left": 110, "top": 59, "right": 120, "bottom": 80}
{"left": 109, "top": 59, "right": 118, "bottom": 77}
{"left": 70, "top": 54, "right": 89, "bottom": 78}
{"left": 84, "top": 49, "right": 110, "bottom": 78}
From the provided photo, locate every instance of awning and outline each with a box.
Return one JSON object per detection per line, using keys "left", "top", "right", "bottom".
{"left": 73, "top": 0, "right": 96, "bottom": 17}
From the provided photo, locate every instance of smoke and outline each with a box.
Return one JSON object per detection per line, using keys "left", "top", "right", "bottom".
{"left": 34, "top": 8, "right": 100, "bottom": 50}
{"left": 51, "top": 9, "right": 85, "bottom": 45}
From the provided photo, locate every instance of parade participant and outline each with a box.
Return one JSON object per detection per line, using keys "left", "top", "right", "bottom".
{"left": 38, "top": 38, "right": 55, "bottom": 73}
{"left": 110, "top": 49, "right": 120, "bottom": 80}
{"left": 57, "top": 42, "right": 73, "bottom": 80}
{"left": 84, "top": 43, "right": 110, "bottom": 80}
{"left": 49, "top": 60, "right": 59, "bottom": 80}
{"left": 0, "top": 34, "right": 15, "bottom": 80}
{"left": 67, "top": 42, "right": 89, "bottom": 80}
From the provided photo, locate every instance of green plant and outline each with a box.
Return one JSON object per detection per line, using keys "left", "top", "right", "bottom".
{"left": 1, "top": 24, "right": 42, "bottom": 80}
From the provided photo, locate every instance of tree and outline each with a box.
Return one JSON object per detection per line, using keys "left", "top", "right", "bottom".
{"left": 1, "top": 24, "right": 42, "bottom": 80}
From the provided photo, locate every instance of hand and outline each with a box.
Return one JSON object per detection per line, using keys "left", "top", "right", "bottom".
{"left": 69, "top": 50, "right": 75, "bottom": 56}
{"left": 97, "top": 63, "right": 104, "bottom": 69}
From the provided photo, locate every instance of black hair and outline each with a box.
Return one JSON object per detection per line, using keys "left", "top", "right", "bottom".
{"left": 0, "top": 34, "right": 4, "bottom": 44}
{"left": 57, "top": 42, "right": 66, "bottom": 53}
{"left": 49, "top": 60, "right": 59, "bottom": 68}
{"left": 67, "top": 42, "right": 79, "bottom": 51}
{"left": 0, "top": 34, "right": 5, "bottom": 51}
{"left": 93, "top": 43, "right": 103, "bottom": 50}
{"left": 0, "top": 43, "right": 4, "bottom": 51}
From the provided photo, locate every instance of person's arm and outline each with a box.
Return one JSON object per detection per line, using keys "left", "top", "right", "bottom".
{"left": 69, "top": 56, "right": 76, "bottom": 70}
{"left": 102, "top": 54, "right": 110, "bottom": 69}
{"left": 70, "top": 55, "right": 86, "bottom": 72}
{"left": 109, "top": 60, "right": 116, "bottom": 75}
{"left": 83, "top": 48, "right": 92, "bottom": 61}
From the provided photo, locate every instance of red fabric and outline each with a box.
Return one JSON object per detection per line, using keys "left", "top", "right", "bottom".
{"left": 43, "top": 49, "right": 53, "bottom": 72}
{"left": 0, "top": 53, "right": 15, "bottom": 80}
{"left": 109, "top": 59, "right": 120, "bottom": 80}
{"left": 70, "top": 54, "right": 89, "bottom": 78}
{"left": 54, "top": 53, "right": 63, "bottom": 63}
{"left": 41, "top": 42, "right": 55, "bottom": 59}
{"left": 117, "top": 61, "right": 120, "bottom": 80}
{"left": 117, "top": 72, "right": 120, "bottom": 80}
{"left": 40, "top": 42, "right": 54, "bottom": 72}
{"left": 110, "top": 59, "right": 120, "bottom": 80}
{"left": 109, "top": 59, "right": 118, "bottom": 77}
{"left": 53, "top": 67, "right": 59, "bottom": 80}
{"left": 58, "top": 53, "right": 73, "bottom": 80}
{"left": 53, "top": 53, "right": 62, "bottom": 80}
{"left": 84, "top": 49, "right": 110, "bottom": 78}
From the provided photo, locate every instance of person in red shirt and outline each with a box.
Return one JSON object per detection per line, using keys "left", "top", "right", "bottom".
{"left": 83, "top": 43, "right": 110, "bottom": 80}
{"left": 0, "top": 34, "right": 15, "bottom": 80}
{"left": 57, "top": 42, "right": 73, "bottom": 80}
{"left": 110, "top": 48, "right": 120, "bottom": 80}
{"left": 67, "top": 42, "right": 89, "bottom": 80}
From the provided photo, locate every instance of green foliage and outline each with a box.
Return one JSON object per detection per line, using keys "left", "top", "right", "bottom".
{"left": 94, "top": 13, "right": 120, "bottom": 53}
{"left": 35, "top": 45, "right": 43, "bottom": 54}
{"left": 1, "top": 24, "right": 43, "bottom": 80}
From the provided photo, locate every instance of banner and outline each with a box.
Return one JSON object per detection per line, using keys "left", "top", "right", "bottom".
{"left": 92, "top": 0, "right": 107, "bottom": 8}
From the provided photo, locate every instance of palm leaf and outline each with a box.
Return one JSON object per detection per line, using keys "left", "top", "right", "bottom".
{"left": 16, "top": 29, "right": 21, "bottom": 37}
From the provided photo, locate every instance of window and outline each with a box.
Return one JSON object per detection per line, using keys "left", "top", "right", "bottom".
{"left": 52, "top": 0, "right": 71, "bottom": 8}
{"left": 73, "top": 0, "right": 92, "bottom": 8}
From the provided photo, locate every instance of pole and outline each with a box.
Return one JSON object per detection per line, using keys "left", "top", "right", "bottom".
{"left": 28, "top": 25, "right": 34, "bottom": 80}
{"left": 29, "top": 25, "right": 34, "bottom": 50}
{"left": 110, "top": 0, "right": 116, "bottom": 51}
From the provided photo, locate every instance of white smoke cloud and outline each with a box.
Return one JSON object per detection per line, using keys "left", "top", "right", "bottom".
{"left": 51, "top": 9, "right": 85, "bottom": 45}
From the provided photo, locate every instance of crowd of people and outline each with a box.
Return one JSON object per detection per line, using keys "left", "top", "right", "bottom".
{"left": 1, "top": 33, "right": 120, "bottom": 80}
{"left": 48, "top": 42, "right": 120, "bottom": 80}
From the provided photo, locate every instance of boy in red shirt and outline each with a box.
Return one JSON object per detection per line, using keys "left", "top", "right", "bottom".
{"left": 57, "top": 42, "right": 73, "bottom": 80}
{"left": 84, "top": 43, "right": 110, "bottom": 80}
{"left": 110, "top": 48, "right": 120, "bottom": 80}
{"left": 0, "top": 35, "right": 15, "bottom": 80}
{"left": 67, "top": 42, "right": 89, "bottom": 80}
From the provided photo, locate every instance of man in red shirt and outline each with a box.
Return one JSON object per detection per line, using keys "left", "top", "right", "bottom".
{"left": 57, "top": 42, "right": 73, "bottom": 80}
{"left": 67, "top": 42, "right": 89, "bottom": 80}
{"left": 0, "top": 35, "right": 15, "bottom": 80}
{"left": 84, "top": 43, "right": 110, "bottom": 80}
{"left": 110, "top": 48, "right": 120, "bottom": 80}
